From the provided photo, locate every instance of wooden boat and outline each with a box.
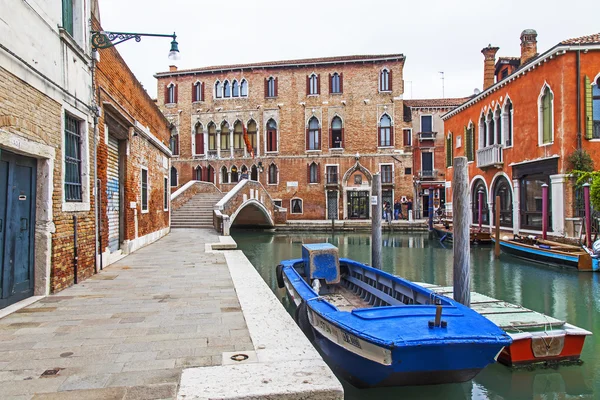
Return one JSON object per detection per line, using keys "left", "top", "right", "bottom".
{"left": 432, "top": 223, "right": 492, "bottom": 244}
{"left": 418, "top": 283, "right": 592, "bottom": 367}
{"left": 276, "top": 243, "right": 512, "bottom": 388}
{"left": 492, "top": 234, "right": 599, "bottom": 271}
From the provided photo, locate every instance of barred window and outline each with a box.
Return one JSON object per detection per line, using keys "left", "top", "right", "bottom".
{"left": 164, "top": 176, "right": 168, "bottom": 211}
{"left": 64, "top": 113, "right": 82, "bottom": 202}
{"left": 141, "top": 168, "right": 148, "bottom": 212}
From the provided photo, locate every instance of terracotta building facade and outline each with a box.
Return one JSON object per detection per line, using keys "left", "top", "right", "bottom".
{"left": 156, "top": 55, "right": 413, "bottom": 220}
{"left": 404, "top": 98, "right": 468, "bottom": 219}
{"left": 443, "top": 30, "right": 600, "bottom": 238}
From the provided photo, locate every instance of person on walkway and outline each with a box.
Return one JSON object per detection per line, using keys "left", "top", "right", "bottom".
{"left": 394, "top": 200, "right": 402, "bottom": 220}
{"left": 385, "top": 201, "right": 392, "bottom": 223}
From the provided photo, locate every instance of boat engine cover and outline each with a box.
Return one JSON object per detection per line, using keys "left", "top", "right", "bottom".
{"left": 302, "top": 243, "right": 340, "bottom": 284}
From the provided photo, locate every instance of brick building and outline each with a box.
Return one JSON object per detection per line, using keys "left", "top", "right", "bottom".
{"left": 442, "top": 30, "right": 600, "bottom": 238}
{"left": 92, "top": 6, "right": 172, "bottom": 268}
{"left": 404, "top": 98, "right": 468, "bottom": 218}
{"left": 156, "top": 55, "right": 413, "bottom": 220}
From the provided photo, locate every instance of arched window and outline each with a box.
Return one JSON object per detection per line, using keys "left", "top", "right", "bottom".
{"left": 220, "top": 121, "right": 230, "bottom": 150}
{"left": 308, "top": 73, "right": 319, "bottom": 95}
{"left": 379, "top": 114, "right": 392, "bottom": 147}
{"left": 291, "top": 198, "right": 303, "bottom": 214}
{"left": 232, "top": 80, "right": 239, "bottom": 97}
{"left": 487, "top": 109, "right": 495, "bottom": 145}
{"left": 194, "top": 123, "right": 204, "bottom": 155}
{"left": 540, "top": 85, "right": 554, "bottom": 144}
{"left": 472, "top": 180, "right": 489, "bottom": 225}
{"left": 307, "top": 117, "right": 320, "bottom": 150}
{"left": 166, "top": 83, "right": 176, "bottom": 104}
{"left": 504, "top": 99, "right": 513, "bottom": 146}
{"left": 268, "top": 163, "right": 278, "bottom": 184}
{"left": 308, "top": 162, "right": 319, "bottom": 183}
{"left": 233, "top": 121, "right": 243, "bottom": 150}
{"left": 215, "top": 81, "right": 222, "bottom": 99}
{"left": 331, "top": 116, "right": 343, "bottom": 148}
{"left": 231, "top": 165, "right": 239, "bottom": 183}
{"left": 221, "top": 166, "right": 229, "bottom": 184}
{"left": 266, "top": 119, "right": 278, "bottom": 152}
{"left": 479, "top": 112, "right": 487, "bottom": 148}
{"left": 240, "top": 79, "right": 248, "bottom": 97}
{"left": 207, "top": 165, "right": 215, "bottom": 183}
{"left": 195, "top": 166, "right": 202, "bottom": 181}
{"left": 250, "top": 165, "right": 258, "bottom": 181}
{"left": 169, "top": 127, "right": 179, "bottom": 156}
{"left": 330, "top": 72, "right": 341, "bottom": 94}
{"left": 493, "top": 176, "right": 513, "bottom": 227}
{"left": 495, "top": 106, "right": 502, "bottom": 145}
{"left": 247, "top": 120, "right": 257, "bottom": 154}
{"left": 266, "top": 77, "right": 276, "bottom": 97}
{"left": 380, "top": 69, "right": 391, "bottom": 92}
{"left": 223, "top": 80, "right": 231, "bottom": 98}
{"left": 193, "top": 81, "right": 203, "bottom": 102}
{"left": 170, "top": 166, "right": 178, "bottom": 187}
{"left": 208, "top": 122, "right": 217, "bottom": 151}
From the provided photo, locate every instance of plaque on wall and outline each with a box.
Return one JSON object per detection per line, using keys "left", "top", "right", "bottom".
{"left": 354, "top": 175, "right": 362, "bottom": 185}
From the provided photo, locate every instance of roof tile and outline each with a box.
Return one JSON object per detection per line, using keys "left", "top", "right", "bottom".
{"left": 561, "top": 33, "right": 600, "bottom": 45}
{"left": 404, "top": 97, "right": 470, "bottom": 108}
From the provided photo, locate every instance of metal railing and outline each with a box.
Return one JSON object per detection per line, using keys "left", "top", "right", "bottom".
{"left": 418, "top": 131, "right": 437, "bottom": 141}
{"left": 476, "top": 144, "right": 503, "bottom": 168}
{"left": 418, "top": 169, "right": 437, "bottom": 179}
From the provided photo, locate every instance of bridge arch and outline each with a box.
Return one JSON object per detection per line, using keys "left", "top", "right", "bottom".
{"left": 230, "top": 199, "right": 274, "bottom": 228}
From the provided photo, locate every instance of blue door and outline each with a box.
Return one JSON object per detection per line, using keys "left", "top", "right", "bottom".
{"left": 0, "top": 150, "right": 36, "bottom": 309}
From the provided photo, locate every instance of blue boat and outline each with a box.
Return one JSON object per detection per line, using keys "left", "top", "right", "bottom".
{"left": 276, "top": 243, "right": 512, "bottom": 388}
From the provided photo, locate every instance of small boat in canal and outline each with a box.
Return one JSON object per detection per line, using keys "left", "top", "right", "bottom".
{"left": 492, "top": 234, "right": 599, "bottom": 271}
{"left": 276, "top": 243, "right": 512, "bottom": 388}
{"left": 432, "top": 223, "right": 492, "bottom": 244}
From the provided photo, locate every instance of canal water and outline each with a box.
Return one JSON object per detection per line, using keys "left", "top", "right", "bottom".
{"left": 232, "top": 230, "right": 599, "bottom": 400}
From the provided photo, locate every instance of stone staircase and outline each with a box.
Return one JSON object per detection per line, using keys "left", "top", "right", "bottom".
{"left": 171, "top": 192, "right": 224, "bottom": 229}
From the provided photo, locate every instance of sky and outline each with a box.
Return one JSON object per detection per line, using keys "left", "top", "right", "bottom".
{"left": 98, "top": 0, "right": 599, "bottom": 100}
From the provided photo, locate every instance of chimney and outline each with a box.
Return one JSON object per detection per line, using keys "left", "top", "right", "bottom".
{"left": 169, "top": 65, "right": 178, "bottom": 72}
{"left": 520, "top": 29, "right": 538, "bottom": 65}
{"left": 481, "top": 45, "right": 499, "bottom": 90}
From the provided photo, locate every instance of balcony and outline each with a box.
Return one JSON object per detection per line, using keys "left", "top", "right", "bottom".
{"left": 418, "top": 131, "right": 437, "bottom": 141}
{"left": 476, "top": 144, "right": 503, "bottom": 169}
{"left": 418, "top": 169, "right": 438, "bottom": 179}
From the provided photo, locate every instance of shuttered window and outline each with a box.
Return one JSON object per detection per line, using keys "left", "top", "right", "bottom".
{"left": 586, "top": 76, "right": 600, "bottom": 140}
{"left": 446, "top": 133, "right": 453, "bottom": 167}
{"left": 141, "top": 168, "right": 148, "bottom": 212}
{"left": 465, "top": 125, "right": 474, "bottom": 162}
{"left": 64, "top": 113, "right": 82, "bottom": 202}
{"left": 266, "top": 119, "right": 278, "bottom": 152}
{"left": 62, "top": 0, "right": 74, "bottom": 36}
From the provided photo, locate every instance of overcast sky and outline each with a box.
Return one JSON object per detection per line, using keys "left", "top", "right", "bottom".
{"left": 98, "top": 0, "right": 598, "bottom": 100}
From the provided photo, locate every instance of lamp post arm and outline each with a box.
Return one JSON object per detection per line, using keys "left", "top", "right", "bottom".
{"left": 91, "top": 31, "right": 176, "bottom": 49}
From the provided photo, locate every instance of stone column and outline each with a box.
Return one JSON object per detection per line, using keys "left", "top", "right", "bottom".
{"left": 550, "top": 174, "right": 566, "bottom": 235}
{"left": 203, "top": 128, "right": 208, "bottom": 156}
{"left": 216, "top": 129, "right": 221, "bottom": 157}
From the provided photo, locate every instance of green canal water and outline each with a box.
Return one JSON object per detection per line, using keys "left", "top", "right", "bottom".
{"left": 232, "top": 230, "right": 600, "bottom": 400}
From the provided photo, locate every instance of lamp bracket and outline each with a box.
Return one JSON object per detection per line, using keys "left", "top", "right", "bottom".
{"left": 91, "top": 31, "right": 176, "bottom": 50}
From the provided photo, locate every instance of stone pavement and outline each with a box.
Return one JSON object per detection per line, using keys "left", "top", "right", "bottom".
{"left": 0, "top": 229, "right": 253, "bottom": 400}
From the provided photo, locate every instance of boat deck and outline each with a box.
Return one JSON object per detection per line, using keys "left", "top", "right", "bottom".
{"left": 414, "top": 283, "right": 564, "bottom": 331}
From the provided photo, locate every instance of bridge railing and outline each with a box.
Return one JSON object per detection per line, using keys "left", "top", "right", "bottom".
{"left": 214, "top": 179, "right": 287, "bottom": 235}
{"left": 171, "top": 181, "right": 222, "bottom": 211}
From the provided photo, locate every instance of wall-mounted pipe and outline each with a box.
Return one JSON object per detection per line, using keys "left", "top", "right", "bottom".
{"left": 73, "top": 215, "right": 78, "bottom": 284}
{"left": 576, "top": 46, "right": 581, "bottom": 150}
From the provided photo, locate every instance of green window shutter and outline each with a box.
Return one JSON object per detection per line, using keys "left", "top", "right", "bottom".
{"left": 445, "top": 137, "right": 449, "bottom": 167}
{"left": 584, "top": 76, "right": 593, "bottom": 140}
{"left": 542, "top": 89, "right": 552, "bottom": 143}
{"left": 62, "top": 0, "right": 73, "bottom": 36}
{"left": 450, "top": 133, "right": 453, "bottom": 166}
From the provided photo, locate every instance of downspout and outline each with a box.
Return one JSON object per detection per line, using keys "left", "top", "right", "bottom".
{"left": 576, "top": 45, "right": 581, "bottom": 150}
{"left": 92, "top": 51, "right": 100, "bottom": 274}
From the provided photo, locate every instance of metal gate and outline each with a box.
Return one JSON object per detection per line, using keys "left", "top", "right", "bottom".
{"left": 1, "top": 150, "right": 36, "bottom": 308}
{"left": 107, "top": 137, "right": 120, "bottom": 252}
{"left": 327, "top": 190, "right": 338, "bottom": 220}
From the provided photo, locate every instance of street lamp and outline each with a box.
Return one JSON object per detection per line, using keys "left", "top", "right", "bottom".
{"left": 91, "top": 30, "right": 180, "bottom": 60}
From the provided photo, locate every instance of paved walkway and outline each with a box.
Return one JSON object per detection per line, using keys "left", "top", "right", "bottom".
{"left": 0, "top": 229, "right": 253, "bottom": 400}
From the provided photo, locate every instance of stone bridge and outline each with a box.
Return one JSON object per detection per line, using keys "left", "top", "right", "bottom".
{"left": 213, "top": 179, "right": 287, "bottom": 235}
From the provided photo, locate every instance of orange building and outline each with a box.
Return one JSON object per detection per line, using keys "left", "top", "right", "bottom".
{"left": 443, "top": 30, "right": 600, "bottom": 238}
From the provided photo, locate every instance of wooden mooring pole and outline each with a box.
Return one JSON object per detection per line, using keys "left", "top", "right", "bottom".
{"left": 495, "top": 195, "right": 501, "bottom": 258}
{"left": 583, "top": 183, "right": 592, "bottom": 247}
{"left": 371, "top": 173, "right": 382, "bottom": 270}
{"left": 453, "top": 157, "right": 470, "bottom": 307}
{"left": 542, "top": 183, "right": 548, "bottom": 240}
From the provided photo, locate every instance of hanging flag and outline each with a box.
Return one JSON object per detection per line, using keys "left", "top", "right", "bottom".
{"left": 243, "top": 124, "right": 254, "bottom": 158}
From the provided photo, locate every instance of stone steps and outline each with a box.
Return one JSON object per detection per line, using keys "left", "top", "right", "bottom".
{"left": 171, "top": 192, "right": 223, "bottom": 230}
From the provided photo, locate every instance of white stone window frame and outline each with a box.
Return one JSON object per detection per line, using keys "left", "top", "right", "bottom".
{"left": 163, "top": 175, "right": 169, "bottom": 212}
{"left": 290, "top": 197, "right": 303, "bottom": 215}
{"left": 379, "top": 68, "right": 391, "bottom": 93}
{"left": 308, "top": 73, "right": 319, "bottom": 96}
{"left": 193, "top": 80, "right": 203, "bottom": 103}
{"left": 166, "top": 82, "right": 176, "bottom": 104}
{"left": 267, "top": 163, "right": 279, "bottom": 186}
{"left": 325, "top": 163, "right": 339, "bottom": 185}
{"left": 420, "top": 114, "right": 433, "bottom": 133}
{"left": 502, "top": 96, "right": 514, "bottom": 149}
{"left": 264, "top": 118, "right": 279, "bottom": 154}
{"left": 309, "top": 161, "right": 319, "bottom": 185}
{"left": 170, "top": 166, "right": 178, "bottom": 187}
{"left": 214, "top": 80, "right": 222, "bottom": 99}
{"left": 467, "top": 120, "right": 475, "bottom": 163}
{"left": 478, "top": 109, "right": 486, "bottom": 150}
{"left": 240, "top": 79, "right": 249, "bottom": 97}
{"left": 377, "top": 112, "right": 394, "bottom": 148}
{"left": 456, "top": 135, "right": 462, "bottom": 148}
{"left": 538, "top": 83, "right": 555, "bottom": 147}
{"left": 273, "top": 199, "right": 283, "bottom": 208}
{"left": 192, "top": 121, "right": 204, "bottom": 156}
{"left": 141, "top": 166, "right": 149, "bottom": 214}
{"left": 379, "top": 162, "right": 394, "bottom": 184}
{"left": 61, "top": 105, "right": 91, "bottom": 212}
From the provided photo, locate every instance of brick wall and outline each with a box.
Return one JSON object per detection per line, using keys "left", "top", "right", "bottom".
{"left": 157, "top": 57, "right": 413, "bottom": 220}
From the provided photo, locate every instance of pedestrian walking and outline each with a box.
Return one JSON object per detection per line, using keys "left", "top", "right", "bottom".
{"left": 394, "top": 200, "right": 401, "bottom": 220}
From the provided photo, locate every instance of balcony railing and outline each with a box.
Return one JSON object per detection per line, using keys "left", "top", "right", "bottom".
{"left": 326, "top": 173, "right": 339, "bottom": 185}
{"left": 476, "top": 144, "right": 503, "bottom": 168}
{"left": 418, "top": 131, "right": 437, "bottom": 141}
{"left": 418, "top": 169, "right": 438, "bottom": 179}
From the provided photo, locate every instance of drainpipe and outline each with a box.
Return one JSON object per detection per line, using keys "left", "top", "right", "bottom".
{"left": 73, "top": 215, "right": 78, "bottom": 284}
{"left": 576, "top": 45, "right": 582, "bottom": 150}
